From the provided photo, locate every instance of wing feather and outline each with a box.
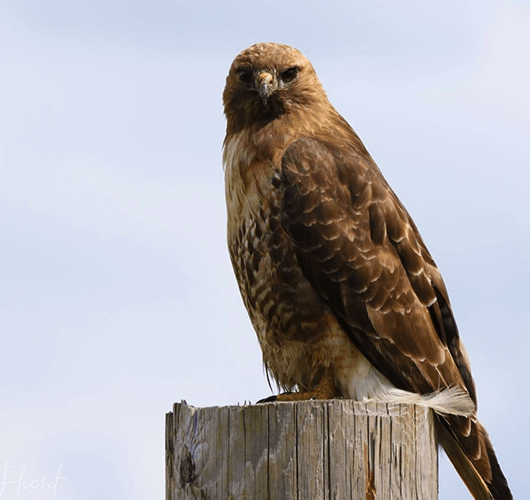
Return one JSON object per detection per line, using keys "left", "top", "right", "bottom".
{"left": 280, "top": 137, "right": 470, "bottom": 396}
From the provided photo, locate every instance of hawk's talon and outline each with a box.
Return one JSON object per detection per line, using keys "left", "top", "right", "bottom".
{"left": 256, "top": 395, "right": 279, "bottom": 404}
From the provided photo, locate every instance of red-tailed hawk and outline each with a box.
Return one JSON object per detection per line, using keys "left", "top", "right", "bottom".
{"left": 223, "top": 42, "right": 511, "bottom": 500}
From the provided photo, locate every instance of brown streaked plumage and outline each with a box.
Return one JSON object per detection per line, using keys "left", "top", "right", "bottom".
{"left": 223, "top": 42, "right": 511, "bottom": 500}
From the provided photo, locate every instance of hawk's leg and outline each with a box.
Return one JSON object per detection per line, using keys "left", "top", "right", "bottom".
{"left": 256, "top": 371, "right": 338, "bottom": 403}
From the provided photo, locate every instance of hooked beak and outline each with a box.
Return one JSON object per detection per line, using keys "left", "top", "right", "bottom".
{"left": 256, "top": 71, "right": 276, "bottom": 105}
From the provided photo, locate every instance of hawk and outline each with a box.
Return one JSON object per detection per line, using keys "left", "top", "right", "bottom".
{"left": 223, "top": 42, "right": 511, "bottom": 500}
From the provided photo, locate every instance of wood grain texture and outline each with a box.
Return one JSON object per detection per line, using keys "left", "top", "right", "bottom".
{"left": 166, "top": 400, "right": 437, "bottom": 500}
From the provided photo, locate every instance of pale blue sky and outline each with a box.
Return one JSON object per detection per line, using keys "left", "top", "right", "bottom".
{"left": 1, "top": 1, "right": 528, "bottom": 499}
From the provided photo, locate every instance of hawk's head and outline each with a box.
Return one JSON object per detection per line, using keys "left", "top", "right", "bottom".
{"left": 223, "top": 42, "right": 326, "bottom": 134}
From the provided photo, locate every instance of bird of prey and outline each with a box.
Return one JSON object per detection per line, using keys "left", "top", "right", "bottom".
{"left": 222, "top": 42, "right": 511, "bottom": 500}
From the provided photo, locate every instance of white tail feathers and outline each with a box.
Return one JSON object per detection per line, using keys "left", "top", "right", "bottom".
{"left": 366, "top": 384, "right": 476, "bottom": 417}
{"left": 342, "top": 352, "right": 476, "bottom": 417}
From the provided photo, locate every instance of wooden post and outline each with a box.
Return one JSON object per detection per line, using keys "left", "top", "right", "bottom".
{"left": 166, "top": 400, "right": 438, "bottom": 500}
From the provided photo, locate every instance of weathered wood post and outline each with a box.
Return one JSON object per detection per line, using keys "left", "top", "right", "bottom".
{"left": 166, "top": 400, "right": 437, "bottom": 499}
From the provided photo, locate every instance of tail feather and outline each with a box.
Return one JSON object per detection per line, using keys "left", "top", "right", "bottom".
{"left": 484, "top": 435, "right": 512, "bottom": 500}
{"left": 436, "top": 417, "right": 512, "bottom": 500}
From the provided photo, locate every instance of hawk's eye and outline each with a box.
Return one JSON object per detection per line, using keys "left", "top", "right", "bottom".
{"left": 281, "top": 67, "right": 299, "bottom": 83}
{"left": 238, "top": 69, "right": 253, "bottom": 84}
